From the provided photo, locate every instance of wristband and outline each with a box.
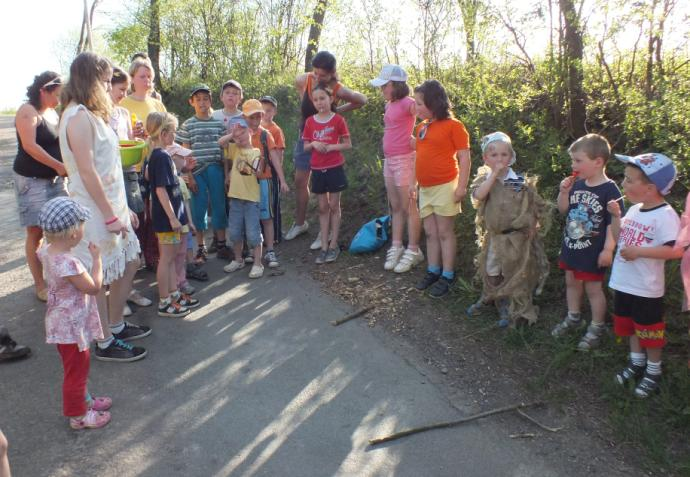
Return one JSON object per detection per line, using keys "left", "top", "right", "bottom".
{"left": 105, "top": 216, "right": 119, "bottom": 225}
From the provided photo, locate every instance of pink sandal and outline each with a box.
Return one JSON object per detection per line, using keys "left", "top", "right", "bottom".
{"left": 87, "top": 396, "right": 112, "bottom": 412}
{"left": 70, "top": 409, "right": 111, "bottom": 430}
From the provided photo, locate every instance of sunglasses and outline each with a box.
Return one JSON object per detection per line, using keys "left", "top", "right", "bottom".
{"left": 42, "top": 77, "right": 63, "bottom": 89}
{"left": 418, "top": 121, "right": 430, "bottom": 140}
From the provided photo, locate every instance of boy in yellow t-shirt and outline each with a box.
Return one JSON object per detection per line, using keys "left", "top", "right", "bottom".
{"left": 222, "top": 118, "right": 264, "bottom": 278}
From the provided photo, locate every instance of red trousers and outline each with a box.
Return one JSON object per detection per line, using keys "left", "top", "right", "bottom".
{"left": 57, "top": 344, "right": 90, "bottom": 417}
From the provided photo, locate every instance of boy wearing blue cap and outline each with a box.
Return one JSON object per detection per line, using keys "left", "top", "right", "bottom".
{"left": 607, "top": 153, "right": 683, "bottom": 398}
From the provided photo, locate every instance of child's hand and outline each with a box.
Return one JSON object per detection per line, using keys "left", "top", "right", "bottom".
{"left": 408, "top": 185, "right": 417, "bottom": 200}
{"left": 188, "top": 175, "right": 198, "bottom": 193}
{"left": 490, "top": 162, "right": 508, "bottom": 178}
{"left": 189, "top": 222, "right": 197, "bottom": 234}
{"left": 184, "top": 156, "right": 197, "bottom": 172}
{"left": 559, "top": 176, "right": 576, "bottom": 194}
{"left": 170, "top": 218, "right": 182, "bottom": 232}
{"left": 607, "top": 199, "right": 622, "bottom": 218}
{"left": 620, "top": 246, "right": 641, "bottom": 261}
{"left": 313, "top": 142, "right": 328, "bottom": 153}
{"left": 280, "top": 179, "right": 290, "bottom": 193}
{"left": 597, "top": 249, "right": 614, "bottom": 267}
{"left": 453, "top": 186, "right": 467, "bottom": 203}
{"left": 88, "top": 242, "right": 100, "bottom": 259}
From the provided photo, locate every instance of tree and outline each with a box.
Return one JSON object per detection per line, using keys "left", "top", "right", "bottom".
{"left": 77, "top": 0, "right": 102, "bottom": 53}
{"left": 457, "top": 0, "right": 482, "bottom": 62}
{"left": 558, "top": 0, "right": 587, "bottom": 138}
{"left": 305, "top": 0, "right": 328, "bottom": 71}
{"left": 148, "top": 0, "right": 162, "bottom": 91}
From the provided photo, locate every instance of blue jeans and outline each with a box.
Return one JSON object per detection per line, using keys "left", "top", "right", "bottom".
{"left": 190, "top": 163, "right": 227, "bottom": 231}
{"left": 13, "top": 173, "right": 68, "bottom": 227}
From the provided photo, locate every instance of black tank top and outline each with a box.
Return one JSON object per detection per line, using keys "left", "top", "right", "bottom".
{"left": 13, "top": 113, "right": 62, "bottom": 179}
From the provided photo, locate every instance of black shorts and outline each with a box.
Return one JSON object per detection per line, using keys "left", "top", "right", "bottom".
{"left": 311, "top": 165, "right": 347, "bottom": 194}
{"left": 613, "top": 290, "right": 664, "bottom": 326}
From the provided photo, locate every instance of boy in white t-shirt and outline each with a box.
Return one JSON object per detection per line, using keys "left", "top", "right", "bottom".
{"left": 607, "top": 153, "right": 683, "bottom": 398}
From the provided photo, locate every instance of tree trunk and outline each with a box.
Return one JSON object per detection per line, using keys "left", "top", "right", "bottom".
{"left": 457, "top": 0, "right": 480, "bottom": 62}
{"left": 304, "top": 0, "right": 328, "bottom": 72}
{"left": 558, "top": 0, "right": 587, "bottom": 139}
{"left": 148, "top": 0, "right": 161, "bottom": 91}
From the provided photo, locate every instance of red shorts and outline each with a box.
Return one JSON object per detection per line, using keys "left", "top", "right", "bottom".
{"left": 558, "top": 260, "right": 604, "bottom": 281}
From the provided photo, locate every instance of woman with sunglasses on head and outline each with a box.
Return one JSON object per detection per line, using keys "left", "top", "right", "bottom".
{"left": 412, "top": 79, "right": 471, "bottom": 298}
{"left": 285, "top": 51, "right": 367, "bottom": 249}
{"left": 13, "top": 71, "right": 68, "bottom": 302}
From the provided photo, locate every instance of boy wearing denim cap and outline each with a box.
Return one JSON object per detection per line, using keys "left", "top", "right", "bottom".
{"left": 607, "top": 153, "right": 682, "bottom": 398}
{"left": 176, "top": 84, "right": 230, "bottom": 262}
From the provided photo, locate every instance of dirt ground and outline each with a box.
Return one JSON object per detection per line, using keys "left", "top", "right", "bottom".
{"left": 276, "top": 195, "right": 676, "bottom": 477}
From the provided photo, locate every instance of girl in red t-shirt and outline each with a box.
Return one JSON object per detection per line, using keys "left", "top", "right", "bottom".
{"left": 412, "top": 80, "right": 471, "bottom": 297}
{"left": 302, "top": 86, "right": 352, "bottom": 264}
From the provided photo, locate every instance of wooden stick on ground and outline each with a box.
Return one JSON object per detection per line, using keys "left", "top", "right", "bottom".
{"left": 330, "top": 305, "right": 376, "bottom": 326}
{"left": 368, "top": 401, "right": 544, "bottom": 446}
{"left": 516, "top": 408, "right": 563, "bottom": 433}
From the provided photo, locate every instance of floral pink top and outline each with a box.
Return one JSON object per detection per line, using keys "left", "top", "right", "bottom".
{"left": 38, "top": 248, "right": 103, "bottom": 351}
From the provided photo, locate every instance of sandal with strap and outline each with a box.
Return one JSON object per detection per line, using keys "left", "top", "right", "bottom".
{"left": 634, "top": 373, "right": 661, "bottom": 398}
{"left": 70, "top": 409, "right": 111, "bottom": 430}
{"left": 87, "top": 395, "right": 112, "bottom": 412}
{"left": 615, "top": 362, "right": 645, "bottom": 386}
{"left": 577, "top": 324, "right": 605, "bottom": 351}
{"left": 195, "top": 245, "right": 208, "bottom": 264}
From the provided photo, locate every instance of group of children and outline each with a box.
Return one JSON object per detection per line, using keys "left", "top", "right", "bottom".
{"left": 35, "top": 61, "right": 690, "bottom": 433}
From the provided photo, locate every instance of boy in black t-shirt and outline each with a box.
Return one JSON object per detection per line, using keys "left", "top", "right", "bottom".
{"left": 552, "top": 134, "right": 623, "bottom": 350}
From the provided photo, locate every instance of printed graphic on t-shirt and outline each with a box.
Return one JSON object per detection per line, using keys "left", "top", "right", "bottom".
{"left": 619, "top": 218, "right": 655, "bottom": 248}
{"left": 564, "top": 189, "right": 604, "bottom": 249}
{"left": 312, "top": 126, "right": 336, "bottom": 142}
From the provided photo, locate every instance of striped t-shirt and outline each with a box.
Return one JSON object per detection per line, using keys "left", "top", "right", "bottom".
{"left": 175, "top": 116, "right": 225, "bottom": 171}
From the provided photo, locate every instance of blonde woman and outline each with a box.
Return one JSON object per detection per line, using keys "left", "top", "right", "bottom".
{"left": 59, "top": 52, "right": 148, "bottom": 362}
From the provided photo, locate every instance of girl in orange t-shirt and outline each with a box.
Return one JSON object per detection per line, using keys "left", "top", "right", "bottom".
{"left": 412, "top": 80, "right": 471, "bottom": 297}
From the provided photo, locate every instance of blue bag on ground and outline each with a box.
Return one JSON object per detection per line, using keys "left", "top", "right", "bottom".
{"left": 349, "top": 215, "right": 390, "bottom": 254}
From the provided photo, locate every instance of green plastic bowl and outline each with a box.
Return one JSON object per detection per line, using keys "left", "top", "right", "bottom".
{"left": 119, "top": 140, "right": 146, "bottom": 168}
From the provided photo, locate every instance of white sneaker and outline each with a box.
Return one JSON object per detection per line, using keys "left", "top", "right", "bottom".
{"left": 310, "top": 232, "right": 322, "bottom": 250}
{"left": 384, "top": 246, "right": 404, "bottom": 271}
{"left": 123, "top": 304, "right": 133, "bottom": 317}
{"left": 394, "top": 249, "right": 425, "bottom": 273}
{"left": 223, "top": 260, "right": 245, "bottom": 273}
{"left": 248, "top": 264, "right": 264, "bottom": 279}
{"left": 127, "top": 290, "right": 152, "bottom": 307}
{"left": 284, "top": 221, "right": 309, "bottom": 241}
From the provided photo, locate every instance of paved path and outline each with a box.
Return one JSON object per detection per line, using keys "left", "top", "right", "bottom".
{"left": 0, "top": 115, "right": 617, "bottom": 477}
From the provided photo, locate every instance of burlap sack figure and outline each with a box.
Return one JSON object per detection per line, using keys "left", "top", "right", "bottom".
{"left": 470, "top": 165, "right": 552, "bottom": 325}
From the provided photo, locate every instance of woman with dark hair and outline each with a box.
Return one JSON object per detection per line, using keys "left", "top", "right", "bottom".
{"left": 284, "top": 51, "right": 367, "bottom": 248}
{"left": 13, "top": 71, "right": 68, "bottom": 301}
{"left": 59, "top": 52, "right": 148, "bottom": 362}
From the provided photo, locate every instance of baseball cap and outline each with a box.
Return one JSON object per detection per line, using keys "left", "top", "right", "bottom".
{"left": 259, "top": 95, "right": 278, "bottom": 107}
{"left": 38, "top": 197, "right": 91, "bottom": 233}
{"left": 615, "top": 153, "right": 677, "bottom": 196}
{"left": 189, "top": 83, "right": 211, "bottom": 97}
{"left": 221, "top": 79, "right": 243, "bottom": 94}
{"left": 242, "top": 99, "right": 264, "bottom": 117}
{"left": 370, "top": 64, "right": 408, "bottom": 87}
{"left": 229, "top": 116, "right": 248, "bottom": 129}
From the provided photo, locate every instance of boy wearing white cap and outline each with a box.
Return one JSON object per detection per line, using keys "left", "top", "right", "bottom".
{"left": 467, "top": 132, "right": 550, "bottom": 327}
{"left": 607, "top": 153, "right": 682, "bottom": 398}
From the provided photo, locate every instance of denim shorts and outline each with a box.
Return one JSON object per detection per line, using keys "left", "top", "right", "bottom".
{"left": 13, "top": 173, "right": 68, "bottom": 227}
{"left": 227, "top": 198, "right": 262, "bottom": 247}
{"left": 293, "top": 137, "right": 312, "bottom": 171}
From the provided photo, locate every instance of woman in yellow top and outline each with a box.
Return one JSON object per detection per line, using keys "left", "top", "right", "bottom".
{"left": 119, "top": 56, "right": 167, "bottom": 270}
